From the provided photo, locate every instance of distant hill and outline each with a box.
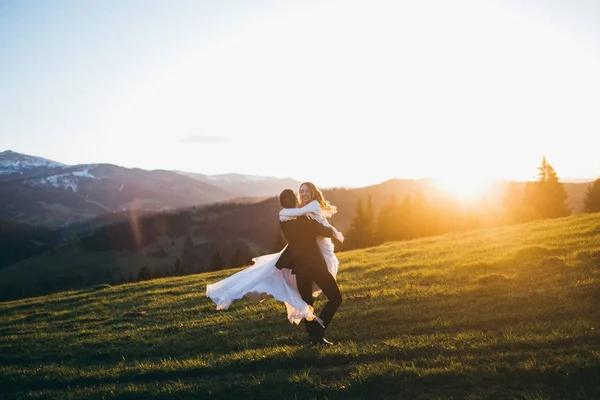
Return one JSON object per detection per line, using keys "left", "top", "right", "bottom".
{"left": 0, "top": 150, "right": 301, "bottom": 228}
{"left": 177, "top": 171, "right": 302, "bottom": 198}
{"left": 1, "top": 213, "right": 599, "bottom": 399}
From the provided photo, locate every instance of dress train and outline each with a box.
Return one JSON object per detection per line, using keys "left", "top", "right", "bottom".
{"left": 206, "top": 237, "right": 339, "bottom": 325}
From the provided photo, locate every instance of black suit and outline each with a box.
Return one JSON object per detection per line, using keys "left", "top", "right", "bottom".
{"left": 276, "top": 216, "right": 343, "bottom": 340}
{"left": 276, "top": 216, "right": 333, "bottom": 274}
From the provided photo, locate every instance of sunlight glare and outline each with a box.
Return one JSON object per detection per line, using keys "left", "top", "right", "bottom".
{"left": 434, "top": 174, "right": 493, "bottom": 201}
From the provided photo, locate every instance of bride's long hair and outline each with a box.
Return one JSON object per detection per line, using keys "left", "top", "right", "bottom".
{"left": 299, "top": 182, "right": 337, "bottom": 218}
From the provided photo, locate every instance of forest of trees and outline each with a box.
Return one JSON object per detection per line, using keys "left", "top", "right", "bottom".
{"left": 343, "top": 157, "right": 599, "bottom": 250}
{"left": 0, "top": 220, "right": 59, "bottom": 269}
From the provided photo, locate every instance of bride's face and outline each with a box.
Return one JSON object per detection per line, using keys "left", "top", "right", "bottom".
{"left": 299, "top": 184, "right": 313, "bottom": 205}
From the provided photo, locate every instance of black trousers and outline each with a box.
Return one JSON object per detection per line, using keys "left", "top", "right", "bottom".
{"left": 296, "top": 266, "right": 342, "bottom": 339}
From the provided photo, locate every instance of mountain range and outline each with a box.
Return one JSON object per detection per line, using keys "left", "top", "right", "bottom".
{"left": 0, "top": 150, "right": 301, "bottom": 228}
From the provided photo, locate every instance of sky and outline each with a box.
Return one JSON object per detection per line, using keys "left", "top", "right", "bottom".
{"left": 1, "top": 0, "right": 600, "bottom": 189}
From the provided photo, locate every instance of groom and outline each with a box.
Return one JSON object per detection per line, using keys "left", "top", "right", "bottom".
{"left": 276, "top": 189, "right": 343, "bottom": 347}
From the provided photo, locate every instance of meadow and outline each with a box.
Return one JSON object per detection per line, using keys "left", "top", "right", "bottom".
{"left": 1, "top": 214, "right": 599, "bottom": 399}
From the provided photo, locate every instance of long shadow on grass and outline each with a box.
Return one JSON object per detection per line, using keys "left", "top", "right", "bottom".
{"left": 4, "top": 334, "right": 599, "bottom": 398}
{"left": 4, "top": 359, "right": 599, "bottom": 400}
{"left": 84, "top": 365, "right": 600, "bottom": 400}
{"left": 337, "top": 363, "right": 600, "bottom": 400}
{"left": 0, "top": 308, "right": 297, "bottom": 367}
{"left": 0, "top": 279, "right": 204, "bottom": 315}
{"left": 0, "top": 292, "right": 98, "bottom": 314}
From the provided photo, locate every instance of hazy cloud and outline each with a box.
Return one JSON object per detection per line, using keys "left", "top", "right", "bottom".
{"left": 180, "top": 135, "right": 228, "bottom": 144}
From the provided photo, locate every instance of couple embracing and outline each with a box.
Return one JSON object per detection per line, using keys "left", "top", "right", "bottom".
{"left": 206, "top": 182, "right": 344, "bottom": 347}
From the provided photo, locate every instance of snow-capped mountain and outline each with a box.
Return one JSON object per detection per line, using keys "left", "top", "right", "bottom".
{"left": 0, "top": 150, "right": 68, "bottom": 181}
{"left": 23, "top": 165, "right": 98, "bottom": 192}
{"left": 0, "top": 150, "right": 300, "bottom": 228}
{"left": 0, "top": 150, "right": 66, "bottom": 169}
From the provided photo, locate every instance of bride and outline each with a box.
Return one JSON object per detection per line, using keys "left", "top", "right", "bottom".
{"left": 205, "top": 182, "right": 343, "bottom": 325}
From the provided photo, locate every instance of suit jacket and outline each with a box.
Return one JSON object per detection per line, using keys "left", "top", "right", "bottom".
{"left": 275, "top": 216, "right": 334, "bottom": 276}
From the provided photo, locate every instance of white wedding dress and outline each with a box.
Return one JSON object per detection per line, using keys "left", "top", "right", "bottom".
{"left": 206, "top": 201, "right": 341, "bottom": 325}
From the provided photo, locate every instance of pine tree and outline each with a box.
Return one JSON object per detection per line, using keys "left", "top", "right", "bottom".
{"left": 212, "top": 250, "right": 225, "bottom": 271}
{"left": 182, "top": 234, "right": 194, "bottom": 255}
{"left": 231, "top": 248, "right": 247, "bottom": 269}
{"left": 345, "top": 196, "right": 376, "bottom": 250}
{"left": 364, "top": 195, "right": 375, "bottom": 247}
{"left": 397, "top": 195, "right": 415, "bottom": 239}
{"left": 524, "top": 156, "right": 570, "bottom": 219}
{"left": 411, "top": 191, "right": 432, "bottom": 237}
{"left": 583, "top": 178, "right": 600, "bottom": 213}
{"left": 173, "top": 258, "right": 185, "bottom": 276}
{"left": 344, "top": 198, "right": 364, "bottom": 250}
{"left": 181, "top": 234, "right": 197, "bottom": 273}
{"left": 375, "top": 196, "right": 400, "bottom": 244}
{"left": 138, "top": 265, "right": 151, "bottom": 281}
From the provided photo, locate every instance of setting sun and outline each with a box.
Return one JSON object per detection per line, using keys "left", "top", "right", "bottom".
{"left": 433, "top": 175, "right": 494, "bottom": 200}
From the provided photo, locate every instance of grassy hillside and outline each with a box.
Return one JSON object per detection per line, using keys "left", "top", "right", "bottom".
{"left": 1, "top": 214, "right": 599, "bottom": 399}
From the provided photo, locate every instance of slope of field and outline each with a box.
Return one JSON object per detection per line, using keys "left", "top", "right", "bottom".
{"left": 1, "top": 214, "right": 599, "bottom": 399}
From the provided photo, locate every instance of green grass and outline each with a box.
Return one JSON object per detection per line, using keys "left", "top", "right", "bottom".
{"left": 1, "top": 214, "right": 600, "bottom": 399}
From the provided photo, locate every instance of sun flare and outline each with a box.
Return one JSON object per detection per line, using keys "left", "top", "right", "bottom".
{"left": 433, "top": 175, "right": 493, "bottom": 200}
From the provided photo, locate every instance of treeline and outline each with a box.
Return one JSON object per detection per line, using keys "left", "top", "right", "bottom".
{"left": 343, "top": 157, "right": 600, "bottom": 250}
{"left": 77, "top": 210, "right": 194, "bottom": 251}
{"left": 0, "top": 220, "right": 59, "bottom": 269}
{"left": 0, "top": 234, "right": 258, "bottom": 302}
{"left": 115, "top": 237, "right": 255, "bottom": 284}
{"left": 0, "top": 200, "right": 282, "bottom": 301}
